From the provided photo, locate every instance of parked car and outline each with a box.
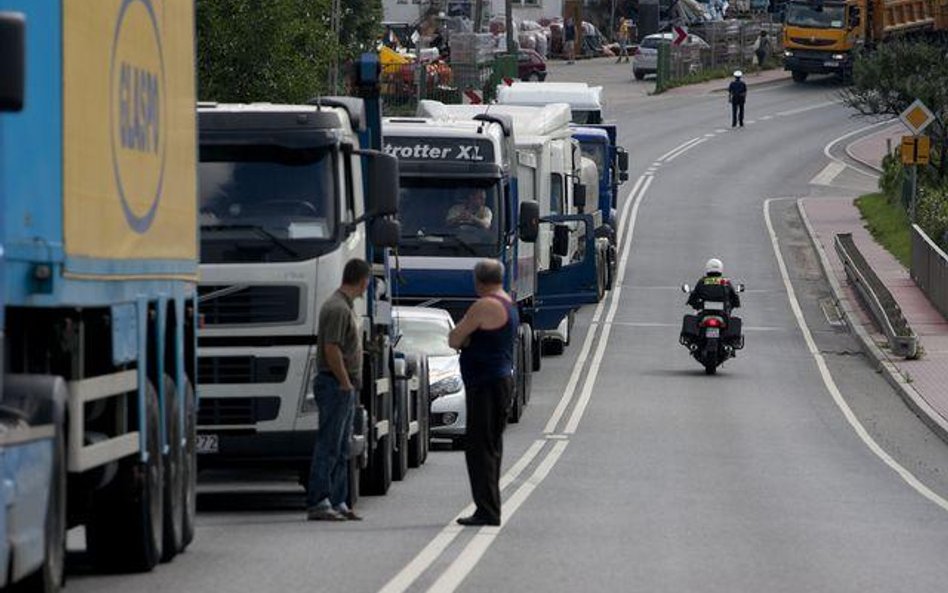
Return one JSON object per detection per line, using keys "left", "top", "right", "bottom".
{"left": 632, "top": 32, "right": 709, "bottom": 80}
{"left": 518, "top": 48, "right": 547, "bottom": 81}
{"left": 394, "top": 307, "right": 467, "bottom": 447}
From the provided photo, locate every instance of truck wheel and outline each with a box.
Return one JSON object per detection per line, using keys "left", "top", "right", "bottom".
{"left": 508, "top": 334, "right": 525, "bottom": 424}
{"left": 160, "top": 376, "right": 184, "bottom": 562}
{"left": 408, "top": 357, "right": 429, "bottom": 468}
{"left": 531, "top": 331, "right": 542, "bottom": 372}
{"left": 361, "top": 431, "right": 392, "bottom": 495}
{"left": 18, "top": 419, "right": 66, "bottom": 593}
{"left": 392, "top": 378, "right": 409, "bottom": 482}
{"left": 87, "top": 381, "right": 164, "bottom": 572}
{"left": 543, "top": 337, "right": 565, "bottom": 356}
{"left": 791, "top": 70, "right": 808, "bottom": 83}
{"left": 180, "top": 380, "right": 197, "bottom": 548}
{"left": 521, "top": 325, "right": 533, "bottom": 405}
{"left": 347, "top": 455, "right": 360, "bottom": 509}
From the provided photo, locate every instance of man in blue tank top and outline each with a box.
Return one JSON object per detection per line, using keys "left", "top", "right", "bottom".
{"left": 449, "top": 260, "right": 518, "bottom": 526}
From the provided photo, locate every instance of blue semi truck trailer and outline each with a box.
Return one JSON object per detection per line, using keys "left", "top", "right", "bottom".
{"left": 0, "top": 2, "right": 198, "bottom": 589}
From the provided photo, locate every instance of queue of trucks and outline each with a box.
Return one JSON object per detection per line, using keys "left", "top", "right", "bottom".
{"left": 0, "top": 4, "right": 626, "bottom": 591}
{"left": 783, "top": 0, "right": 948, "bottom": 81}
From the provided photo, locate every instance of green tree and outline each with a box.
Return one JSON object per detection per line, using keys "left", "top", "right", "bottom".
{"left": 196, "top": 0, "right": 383, "bottom": 103}
{"left": 841, "top": 41, "right": 948, "bottom": 180}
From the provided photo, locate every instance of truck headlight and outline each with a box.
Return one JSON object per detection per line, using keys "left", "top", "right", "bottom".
{"left": 430, "top": 375, "right": 463, "bottom": 400}
{"left": 784, "top": 50, "right": 794, "bottom": 57}
{"left": 832, "top": 54, "right": 846, "bottom": 61}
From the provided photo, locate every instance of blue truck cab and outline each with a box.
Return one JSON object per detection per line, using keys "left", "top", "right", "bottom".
{"left": 0, "top": 3, "right": 199, "bottom": 588}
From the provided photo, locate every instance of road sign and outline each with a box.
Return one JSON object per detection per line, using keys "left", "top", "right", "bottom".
{"left": 462, "top": 89, "right": 483, "bottom": 105}
{"left": 901, "top": 135, "right": 931, "bottom": 165}
{"left": 899, "top": 99, "right": 935, "bottom": 135}
{"left": 672, "top": 25, "right": 688, "bottom": 46}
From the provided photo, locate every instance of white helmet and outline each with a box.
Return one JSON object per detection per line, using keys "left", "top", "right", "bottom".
{"left": 734, "top": 70, "right": 743, "bottom": 78}
{"left": 705, "top": 258, "right": 724, "bottom": 275}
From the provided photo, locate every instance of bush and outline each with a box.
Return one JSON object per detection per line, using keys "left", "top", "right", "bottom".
{"left": 916, "top": 185, "right": 948, "bottom": 250}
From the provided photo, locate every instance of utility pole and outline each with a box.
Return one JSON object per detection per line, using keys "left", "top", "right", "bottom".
{"left": 329, "top": 0, "right": 341, "bottom": 93}
{"left": 505, "top": 0, "right": 514, "bottom": 53}
{"left": 611, "top": 0, "right": 617, "bottom": 42}
{"left": 473, "top": 0, "right": 483, "bottom": 32}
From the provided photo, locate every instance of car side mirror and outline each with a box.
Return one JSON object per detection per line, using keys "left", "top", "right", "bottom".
{"left": 371, "top": 218, "right": 401, "bottom": 248}
{"left": 573, "top": 183, "right": 587, "bottom": 209}
{"left": 0, "top": 12, "right": 26, "bottom": 112}
{"left": 552, "top": 224, "right": 570, "bottom": 257}
{"left": 617, "top": 148, "right": 629, "bottom": 173}
{"left": 518, "top": 200, "right": 539, "bottom": 243}
{"left": 681, "top": 284, "right": 690, "bottom": 293}
{"left": 365, "top": 151, "right": 399, "bottom": 217}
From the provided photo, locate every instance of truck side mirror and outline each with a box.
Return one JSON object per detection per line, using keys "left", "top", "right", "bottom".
{"left": 0, "top": 12, "right": 26, "bottom": 112}
{"left": 518, "top": 200, "right": 539, "bottom": 243}
{"left": 365, "top": 151, "right": 399, "bottom": 217}
{"left": 617, "top": 148, "right": 629, "bottom": 173}
{"left": 552, "top": 224, "right": 570, "bottom": 257}
{"left": 848, "top": 7, "right": 860, "bottom": 28}
{"left": 573, "top": 183, "right": 587, "bottom": 209}
{"left": 370, "top": 218, "right": 401, "bottom": 248}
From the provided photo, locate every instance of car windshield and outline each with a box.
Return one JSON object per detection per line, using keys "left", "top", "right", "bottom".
{"left": 786, "top": 3, "right": 846, "bottom": 28}
{"left": 580, "top": 142, "right": 608, "bottom": 178}
{"left": 199, "top": 145, "right": 338, "bottom": 263}
{"left": 641, "top": 37, "right": 665, "bottom": 49}
{"left": 397, "top": 178, "right": 502, "bottom": 257}
{"left": 396, "top": 316, "right": 455, "bottom": 356}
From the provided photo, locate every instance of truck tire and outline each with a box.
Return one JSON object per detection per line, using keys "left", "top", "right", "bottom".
{"left": 347, "top": 455, "right": 360, "bottom": 509}
{"left": 508, "top": 333, "right": 525, "bottom": 424}
{"left": 791, "top": 70, "right": 808, "bottom": 83}
{"left": 17, "top": 420, "right": 66, "bottom": 593}
{"left": 543, "top": 336, "right": 565, "bottom": 356}
{"left": 531, "top": 331, "right": 542, "bottom": 372}
{"left": 361, "top": 431, "right": 392, "bottom": 495}
{"left": 392, "top": 378, "right": 409, "bottom": 482}
{"left": 87, "top": 381, "right": 164, "bottom": 572}
{"left": 521, "top": 325, "right": 533, "bottom": 405}
{"left": 160, "top": 375, "right": 184, "bottom": 562}
{"left": 180, "top": 379, "right": 197, "bottom": 548}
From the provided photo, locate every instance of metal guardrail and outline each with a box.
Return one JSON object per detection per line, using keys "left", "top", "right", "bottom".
{"left": 911, "top": 223, "right": 948, "bottom": 321}
{"left": 835, "top": 233, "right": 918, "bottom": 358}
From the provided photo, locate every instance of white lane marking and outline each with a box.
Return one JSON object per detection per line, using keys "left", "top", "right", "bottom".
{"left": 380, "top": 170, "right": 650, "bottom": 593}
{"left": 809, "top": 161, "right": 847, "bottom": 186}
{"left": 705, "top": 133, "right": 716, "bottom": 138}
{"left": 563, "top": 174, "right": 653, "bottom": 434}
{"left": 658, "top": 137, "right": 702, "bottom": 162}
{"left": 426, "top": 440, "right": 569, "bottom": 593}
{"left": 715, "top": 128, "right": 727, "bottom": 133}
{"left": 776, "top": 100, "right": 841, "bottom": 117}
{"left": 763, "top": 198, "right": 948, "bottom": 514}
{"left": 760, "top": 115, "right": 774, "bottom": 120}
{"left": 664, "top": 138, "right": 708, "bottom": 163}
{"left": 377, "top": 439, "right": 548, "bottom": 593}
{"left": 651, "top": 161, "right": 662, "bottom": 168}
{"left": 823, "top": 119, "right": 895, "bottom": 178}
{"left": 746, "top": 120, "right": 757, "bottom": 125}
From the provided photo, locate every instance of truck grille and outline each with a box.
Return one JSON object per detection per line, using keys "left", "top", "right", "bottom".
{"left": 198, "top": 356, "right": 290, "bottom": 384}
{"left": 199, "top": 285, "right": 301, "bottom": 325}
{"left": 197, "top": 397, "right": 281, "bottom": 426}
{"left": 789, "top": 37, "right": 836, "bottom": 47}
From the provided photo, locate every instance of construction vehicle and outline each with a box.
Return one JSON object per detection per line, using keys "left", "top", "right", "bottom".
{"left": 195, "top": 54, "right": 420, "bottom": 497}
{"left": 783, "top": 0, "right": 948, "bottom": 82}
{"left": 0, "top": 2, "right": 198, "bottom": 588}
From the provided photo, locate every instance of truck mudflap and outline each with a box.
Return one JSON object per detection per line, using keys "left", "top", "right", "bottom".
{"left": 535, "top": 213, "right": 601, "bottom": 331}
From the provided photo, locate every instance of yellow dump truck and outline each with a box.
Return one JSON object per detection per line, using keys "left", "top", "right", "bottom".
{"left": 783, "top": 0, "right": 948, "bottom": 82}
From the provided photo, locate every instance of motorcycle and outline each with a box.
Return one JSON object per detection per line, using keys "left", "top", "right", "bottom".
{"left": 679, "top": 283, "right": 745, "bottom": 375}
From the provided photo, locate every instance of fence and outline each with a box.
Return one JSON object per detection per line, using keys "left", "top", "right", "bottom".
{"left": 380, "top": 60, "right": 498, "bottom": 116}
{"left": 665, "top": 19, "right": 784, "bottom": 83}
{"left": 911, "top": 223, "right": 948, "bottom": 321}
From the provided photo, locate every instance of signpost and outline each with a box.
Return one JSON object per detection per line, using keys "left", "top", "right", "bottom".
{"left": 899, "top": 99, "right": 935, "bottom": 221}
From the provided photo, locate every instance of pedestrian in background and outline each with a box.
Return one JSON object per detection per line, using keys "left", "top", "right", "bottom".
{"left": 449, "top": 260, "right": 518, "bottom": 527}
{"left": 564, "top": 17, "right": 576, "bottom": 63}
{"left": 306, "top": 258, "right": 370, "bottom": 522}
{"left": 615, "top": 18, "right": 630, "bottom": 63}
{"left": 728, "top": 70, "right": 747, "bottom": 128}
{"left": 753, "top": 30, "right": 770, "bottom": 69}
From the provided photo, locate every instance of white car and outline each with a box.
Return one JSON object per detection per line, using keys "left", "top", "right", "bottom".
{"left": 393, "top": 307, "right": 467, "bottom": 446}
{"left": 632, "top": 32, "right": 709, "bottom": 80}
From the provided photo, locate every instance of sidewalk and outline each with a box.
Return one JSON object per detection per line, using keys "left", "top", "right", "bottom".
{"left": 846, "top": 123, "right": 904, "bottom": 172}
{"left": 801, "top": 196, "right": 948, "bottom": 441}
{"left": 664, "top": 68, "right": 791, "bottom": 96}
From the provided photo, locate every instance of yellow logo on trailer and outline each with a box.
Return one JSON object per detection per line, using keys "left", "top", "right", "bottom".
{"left": 64, "top": 0, "right": 196, "bottom": 275}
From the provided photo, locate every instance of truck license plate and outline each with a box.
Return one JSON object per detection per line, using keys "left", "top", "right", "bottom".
{"left": 705, "top": 328, "right": 720, "bottom": 338}
{"left": 196, "top": 434, "right": 219, "bottom": 454}
{"left": 823, "top": 61, "right": 839, "bottom": 67}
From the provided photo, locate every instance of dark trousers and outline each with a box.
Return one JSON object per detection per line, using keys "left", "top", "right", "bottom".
{"left": 464, "top": 377, "right": 513, "bottom": 523}
{"left": 306, "top": 373, "right": 355, "bottom": 508}
{"left": 732, "top": 101, "right": 745, "bottom": 127}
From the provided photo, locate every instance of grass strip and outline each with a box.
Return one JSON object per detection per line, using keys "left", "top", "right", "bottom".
{"left": 855, "top": 193, "right": 911, "bottom": 268}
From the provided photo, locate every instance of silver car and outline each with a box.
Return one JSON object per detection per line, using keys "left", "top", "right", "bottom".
{"left": 394, "top": 307, "right": 467, "bottom": 446}
{"left": 632, "top": 32, "right": 709, "bottom": 80}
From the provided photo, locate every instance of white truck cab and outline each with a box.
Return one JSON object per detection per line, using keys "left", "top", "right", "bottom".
{"left": 497, "top": 81, "right": 605, "bottom": 124}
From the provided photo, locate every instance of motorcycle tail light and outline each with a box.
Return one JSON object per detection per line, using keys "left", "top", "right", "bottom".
{"left": 701, "top": 317, "right": 724, "bottom": 328}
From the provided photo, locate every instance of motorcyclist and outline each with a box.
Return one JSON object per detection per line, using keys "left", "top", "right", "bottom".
{"left": 687, "top": 258, "right": 741, "bottom": 313}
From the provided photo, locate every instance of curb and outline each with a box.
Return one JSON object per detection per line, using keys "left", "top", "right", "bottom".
{"left": 797, "top": 198, "right": 948, "bottom": 446}
{"left": 844, "top": 135, "right": 886, "bottom": 174}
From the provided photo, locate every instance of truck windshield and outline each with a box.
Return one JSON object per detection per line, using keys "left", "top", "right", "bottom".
{"left": 199, "top": 145, "right": 338, "bottom": 263}
{"left": 786, "top": 3, "right": 846, "bottom": 28}
{"left": 580, "top": 142, "right": 608, "bottom": 177}
{"left": 397, "top": 178, "right": 502, "bottom": 258}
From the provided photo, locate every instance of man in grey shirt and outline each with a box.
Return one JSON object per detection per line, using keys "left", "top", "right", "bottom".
{"left": 306, "top": 258, "right": 370, "bottom": 521}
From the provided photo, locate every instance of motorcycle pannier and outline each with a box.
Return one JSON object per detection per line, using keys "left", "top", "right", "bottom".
{"left": 680, "top": 314, "right": 700, "bottom": 343}
{"left": 725, "top": 315, "right": 743, "bottom": 348}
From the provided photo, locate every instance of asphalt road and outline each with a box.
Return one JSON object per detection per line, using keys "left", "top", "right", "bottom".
{"left": 67, "top": 63, "right": 948, "bottom": 593}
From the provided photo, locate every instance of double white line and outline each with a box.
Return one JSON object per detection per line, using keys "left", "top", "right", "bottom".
{"left": 379, "top": 171, "right": 656, "bottom": 593}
